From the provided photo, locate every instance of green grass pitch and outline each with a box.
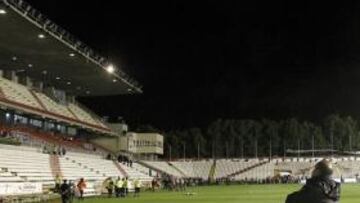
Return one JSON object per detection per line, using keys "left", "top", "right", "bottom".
{"left": 57, "top": 184, "right": 360, "bottom": 203}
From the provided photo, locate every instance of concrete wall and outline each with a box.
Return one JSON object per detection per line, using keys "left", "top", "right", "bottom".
{"left": 90, "top": 132, "right": 164, "bottom": 156}
{"left": 90, "top": 136, "right": 122, "bottom": 153}
{"left": 127, "top": 132, "right": 164, "bottom": 155}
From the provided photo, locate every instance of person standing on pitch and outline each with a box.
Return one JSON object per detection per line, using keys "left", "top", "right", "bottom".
{"left": 105, "top": 177, "right": 114, "bottom": 198}
{"left": 285, "top": 159, "right": 341, "bottom": 203}
{"left": 122, "top": 177, "right": 129, "bottom": 197}
{"left": 77, "top": 178, "right": 87, "bottom": 200}
{"left": 115, "top": 176, "right": 123, "bottom": 197}
{"left": 133, "top": 178, "right": 141, "bottom": 197}
{"left": 60, "top": 179, "right": 70, "bottom": 203}
{"left": 180, "top": 178, "right": 186, "bottom": 191}
{"left": 55, "top": 174, "right": 62, "bottom": 193}
{"left": 68, "top": 181, "right": 76, "bottom": 203}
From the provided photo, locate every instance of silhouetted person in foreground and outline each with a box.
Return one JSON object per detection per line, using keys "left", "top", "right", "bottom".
{"left": 285, "top": 159, "right": 341, "bottom": 203}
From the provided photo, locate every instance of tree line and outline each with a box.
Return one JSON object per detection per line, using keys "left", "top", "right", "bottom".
{"left": 136, "top": 114, "right": 360, "bottom": 159}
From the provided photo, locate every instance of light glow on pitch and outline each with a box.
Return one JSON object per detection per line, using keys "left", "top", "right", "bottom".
{"left": 106, "top": 64, "right": 115, "bottom": 73}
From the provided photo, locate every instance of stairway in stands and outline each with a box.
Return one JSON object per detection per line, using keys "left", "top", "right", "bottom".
{"left": 227, "top": 160, "right": 269, "bottom": 178}
{"left": 113, "top": 161, "right": 128, "bottom": 177}
{"left": 168, "top": 162, "right": 187, "bottom": 177}
{"left": 29, "top": 90, "right": 47, "bottom": 110}
{"left": 0, "top": 87, "right": 5, "bottom": 98}
{"left": 208, "top": 160, "right": 216, "bottom": 181}
{"left": 49, "top": 154, "right": 63, "bottom": 178}
{"left": 67, "top": 107, "right": 80, "bottom": 120}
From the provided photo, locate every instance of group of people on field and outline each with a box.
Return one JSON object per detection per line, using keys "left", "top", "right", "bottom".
{"left": 105, "top": 177, "right": 141, "bottom": 198}
{"left": 161, "top": 176, "right": 188, "bottom": 191}
{"left": 53, "top": 158, "right": 341, "bottom": 203}
{"left": 55, "top": 175, "right": 87, "bottom": 203}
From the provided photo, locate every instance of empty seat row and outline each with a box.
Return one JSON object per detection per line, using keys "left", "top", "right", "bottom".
{"left": 0, "top": 75, "right": 109, "bottom": 132}
{"left": 0, "top": 77, "right": 43, "bottom": 109}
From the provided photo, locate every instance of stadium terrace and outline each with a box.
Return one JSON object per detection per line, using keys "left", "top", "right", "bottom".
{"left": 0, "top": 1, "right": 360, "bottom": 203}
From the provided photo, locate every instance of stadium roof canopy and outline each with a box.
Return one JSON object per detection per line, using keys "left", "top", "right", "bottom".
{"left": 0, "top": 0, "right": 142, "bottom": 96}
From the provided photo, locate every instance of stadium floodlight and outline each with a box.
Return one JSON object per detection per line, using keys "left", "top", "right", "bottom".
{"left": 38, "top": 34, "right": 45, "bottom": 39}
{"left": 56, "top": 76, "right": 61, "bottom": 80}
{"left": 69, "top": 53, "right": 75, "bottom": 57}
{"left": 67, "top": 81, "right": 71, "bottom": 85}
{"left": 0, "top": 9, "right": 6, "bottom": 14}
{"left": 12, "top": 56, "right": 17, "bottom": 61}
{"left": 106, "top": 64, "right": 115, "bottom": 73}
{"left": 112, "top": 79, "right": 117, "bottom": 83}
{"left": 28, "top": 64, "right": 33, "bottom": 68}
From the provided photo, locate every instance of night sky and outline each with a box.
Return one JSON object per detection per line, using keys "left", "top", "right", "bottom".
{"left": 26, "top": 1, "right": 360, "bottom": 130}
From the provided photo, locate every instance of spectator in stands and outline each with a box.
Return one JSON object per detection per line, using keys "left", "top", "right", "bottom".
{"left": 62, "top": 147, "right": 66, "bottom": 156}
{"left": 133, "top": 178, "right": 141, "bottom": 197}
{"left": 42, "top": 145, "right": 48, "bottom": 154}
{"left": 51, "top": 144, "right": 56, "bottom": 155}
{"left": 105, "top": 177, "right": 114, "bottom": 198}
{"left": 60, "top": 179, "right": 70, "bottom": 203}
{"left": 117, "top": 155, "right": 123, "bottom": 163}
{"left": 77, "top": 178, "right": 87, "bottom": 200}
{"left": 285, "top": 159, "right": 341, "bottom": 203}
{"left": 57, "top": 146, "right": 61, "bottom": 155}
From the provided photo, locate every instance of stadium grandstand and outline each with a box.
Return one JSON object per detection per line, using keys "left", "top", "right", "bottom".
{"left": 1, "top": 0, "right": 360, "bottom": 203}
{"left": 0, "top": 0, "right": 162, "bottom": 201}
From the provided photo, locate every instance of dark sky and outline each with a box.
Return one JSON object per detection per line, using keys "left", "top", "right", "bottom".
{"left": 26, "top": 0, "right": 360, "bottom": 130}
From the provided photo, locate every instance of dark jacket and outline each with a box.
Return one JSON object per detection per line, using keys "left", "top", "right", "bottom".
{"left": 285, "top": 176, "right": 340, "bottom": 203}
{"left": 60, "top": 183, "right": 70, "bottom": 197}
